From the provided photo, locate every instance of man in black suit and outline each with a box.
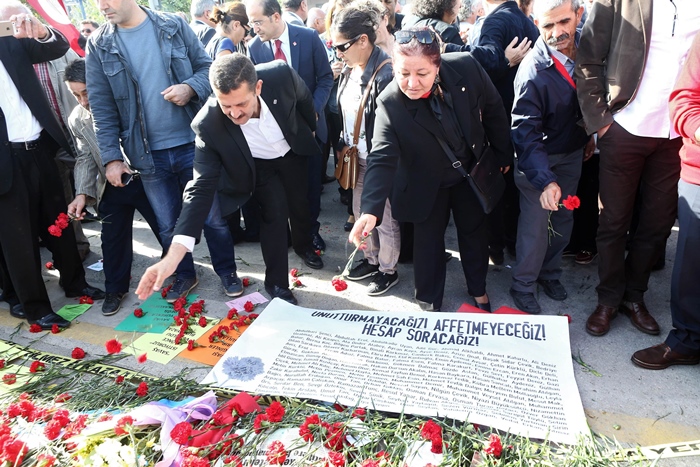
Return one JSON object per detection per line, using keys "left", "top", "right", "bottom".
{"left": 136, "top": 54, "right": 321, "bottom": 305}
{"left": 0, "top": 9, "right": 103, "bottom": 329}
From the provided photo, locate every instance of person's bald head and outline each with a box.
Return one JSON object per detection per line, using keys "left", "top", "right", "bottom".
{"left": 307, "top": 7, "right": 326, "bottom": 34}
{"left": 0, "top": 0, "right": 30, "bottom": 21}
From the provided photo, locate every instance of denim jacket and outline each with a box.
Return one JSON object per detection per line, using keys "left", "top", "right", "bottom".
{"left": 86, "top": 8, "right": 212, "bottom": 174}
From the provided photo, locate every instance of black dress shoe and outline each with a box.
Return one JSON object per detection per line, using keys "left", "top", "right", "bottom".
{"left": 264, "top": 284, "right": 298, "bottom": 305}
{"left": 10, "top": 304, "right": 26, "bottom": 319}
{"left": 65, "top": 285, "right": 106, "bottom": 300}
{"left": 472, "top": 298, "right": 491, "bottom": 312}
{"left": 298, "top": 250, "right": 323, "bottom": 269}
{"left": 537, "top": 279, "right": 567, "bottom": 301}
{"left": 311, "top": 233, "right": 326, "bottom": 252}
{"left": 30, "top": 313, "right": 71, "bottom": 330}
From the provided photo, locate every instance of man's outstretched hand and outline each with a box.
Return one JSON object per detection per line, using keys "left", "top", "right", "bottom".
{"left": 135, "top": 243, "right": 189, "bottom": 299}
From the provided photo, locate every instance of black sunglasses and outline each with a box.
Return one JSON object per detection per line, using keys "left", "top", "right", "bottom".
{"left": 395, "top": 30, "right": 436, "bottom": 45}
{"left": 333, "top": 34, "right": 362, "bottom": 53}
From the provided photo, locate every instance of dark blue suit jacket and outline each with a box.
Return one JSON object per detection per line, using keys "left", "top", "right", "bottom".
{"left": 247, "top": 22, "right": 333, "bottom": 143}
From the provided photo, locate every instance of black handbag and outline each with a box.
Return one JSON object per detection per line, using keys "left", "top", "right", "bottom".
{"left": 435, "top": 138, "right": 505, "bottom": 214}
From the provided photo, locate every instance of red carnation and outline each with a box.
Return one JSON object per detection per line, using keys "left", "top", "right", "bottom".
{"left": 71, "top": 347, "right": 86, "bottom": 359}
{"left": 56, "top": 213, "right": 70, "bottom": 229}
{"left": 484, "top": 433, "right": 503, "bottom": 457}
{"left": 331, "top": 278, "right": 348, "bottom": 291}
{"left": 265, "top": 401, "right": 285, "bottom": 423}
{"left": 326, "top": 451, "right": 346, "bottom": 467}
{"left": 47, "top": 225, "right": 62, "bottom": 237}
{"left": 133, "top": 308, "right": 144, "bottom": 318}
{"left": 114, "top": 416, "right": 134, "bottom": 435}
{"left": 227, "top": 308, "right": 238, "bottom": 320}
{"left": 253, "top": 413, "right": 269, "bottom": 433}
{"left": 266, "top": 440, "right": 287, "bottom": 465}
{"left": 1, "top": 438, "right": 28, "bottom": 465}
{"left": 4, "top": 372, "right": 18, "bottom": 383}
{"left": 105, "top": 339, "right": 122, "bottom": 354}
{"left": 223, "top": 455, "right": 243, "bottom": 467}
{"left": 352, "top": 407, "right": 366, "bottom": 420}
{"left": 115, "top": 375, "right": 125, "bottom": 384}
{"left": 561, "top": 195, "right": 581, "bottom": 210}
{"left": 51, "top": 324, "right": 60, "bottom": 334}
{"left": 45, "top": 261, "right": 54, "bottom": 270}
{"left": 290, "top": 268, "right": 300, "bottom": 277}
{"left": 161, "top": 284, "right": 172, "bottom": 298}
{"left": 299, "top": 414, "right": 321, "bottom": 441}
{"left": 36, "top": 453, "right": 57, "bottom": 467}
{"left": 137, "top": 353, "right": 147, "bottom": 364}
{"left": 198, "top": 316, "right": 207, "bottom": 327}
{"left": 136, "top": 381, "right": 148, "bottom": 397}
{"left": 292, "top": 279, "right": 303, "bottom": 288}
{"left": 29, "top": 323, "right": 43, "bottom": 333}
{"left": 79, "top": 295, "right": 93, "bottom": 304}
{"left": 244, "top": 301, "right": 255, "bottom": 312}
{"left": 187, "top": 340, "right": 197, "bottom": 351}
{"left": 242, "top": 278, "right": 250, "bottom": 287}
{"left": 0, "top": 359, "right": 4, "bottom": 369}
{"left": 170, "top": 421, "right": 193, "bottom": 444}
{"left": 324, "top": 422, "right": 346, "bottom": 452}
{"left": 54, "top": 393, "right": 72, "bottom": 403}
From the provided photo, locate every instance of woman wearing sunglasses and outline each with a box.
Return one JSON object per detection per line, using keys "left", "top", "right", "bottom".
{"left": 332, "top": 4, "right": 401, "bottom": 296}
{"left": 205, "top": 2, "right": 250, "bottom": 59}
{"left": 350, "top": 27, "right": 512, "bottom": 311}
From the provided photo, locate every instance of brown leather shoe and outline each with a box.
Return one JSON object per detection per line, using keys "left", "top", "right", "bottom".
{"left": 632, "top": 343, "right": 700, "bottom": 370}
{"left": 585, "top": 304, "right": 618, "bottom": 336}
{"left": 620, "top": 301, "right": 660, "bottom": 335}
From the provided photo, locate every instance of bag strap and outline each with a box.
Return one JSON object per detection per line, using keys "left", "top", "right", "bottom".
{"left": 352, "top": 58, "right": 392, "bottom": 146}
{"left": 435, "top": 136, "right": 468, "bottom": 178}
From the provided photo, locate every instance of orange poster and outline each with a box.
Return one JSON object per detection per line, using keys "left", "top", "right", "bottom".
{"left": 177, "top": 317, "right": 250, "bottom": 366}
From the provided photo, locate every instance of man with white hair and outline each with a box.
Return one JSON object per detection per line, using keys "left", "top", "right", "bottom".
{"left": 306, "top": 7, "right": 326, "bottom": 34}
{"left": 190, "top": 0, "right": 216, "bottom": 46}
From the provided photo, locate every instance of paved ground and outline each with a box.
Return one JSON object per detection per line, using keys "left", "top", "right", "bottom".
{"left": 0, "top": 168, "right": 698, "bottom": 465}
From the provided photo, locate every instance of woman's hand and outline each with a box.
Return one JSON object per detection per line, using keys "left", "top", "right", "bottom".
{"left": 349, "top": 214, "right": 378, "bottom": 248}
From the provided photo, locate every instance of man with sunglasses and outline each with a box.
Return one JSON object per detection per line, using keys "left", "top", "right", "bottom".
{"left": 79, "top": 20, "right": 99, "bottom": 38}
{"left": 245, "top": 0, "right": 333, "bottom": 259}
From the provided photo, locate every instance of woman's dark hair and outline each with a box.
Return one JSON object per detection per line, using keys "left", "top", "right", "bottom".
{"left": 64, "top": 58, "right": 86, "bottom": 84}
{"left": 210, "top": 1, "right": 248, "bottom": 31}
{"left": 411, "top": 0, "right": 459, "bottom": 21}
{"left": 393, "top": 27, "right": 441, "bottom": 67}
{"left": 331, "top": 3, "right": 381, "bottom": 45}
{"left": 210, "top": 53, "right": 258, "bottom": 94}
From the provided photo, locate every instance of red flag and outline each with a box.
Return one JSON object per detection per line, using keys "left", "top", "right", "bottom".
{"left": 26, "top": 0, "right": 85, "bottom": 56}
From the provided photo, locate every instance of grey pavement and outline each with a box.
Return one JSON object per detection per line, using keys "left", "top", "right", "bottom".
{"left": 0, "top": 166, "right": 697, "bottom": 465}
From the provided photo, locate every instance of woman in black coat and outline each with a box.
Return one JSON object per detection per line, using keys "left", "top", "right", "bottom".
{"left": 350, "top": 27, "right": 512, "bottom": 312}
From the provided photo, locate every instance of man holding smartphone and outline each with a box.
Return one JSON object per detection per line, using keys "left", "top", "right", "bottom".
{"left": 65, "top": 58, "right": 162, "bottom": 316}
{"left": 0, "top": 2, "right": 104, "bottom": 329}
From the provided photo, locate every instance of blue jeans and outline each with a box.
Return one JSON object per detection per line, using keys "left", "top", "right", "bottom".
{"left": 140, "top": 143, "right": 236, "bottom": 279}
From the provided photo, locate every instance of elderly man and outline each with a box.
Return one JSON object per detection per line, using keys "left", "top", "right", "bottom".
{"left": 576, "top": 0, "right": 700, "bottom": 337}
{"left": 509, "top": 0, "right": 593, "bottom": 314}
{"left": 137, "top": 54, "right": 322, "bottom": 306}
{"left": 282, "top": 0, "right": 307, "bottom": 26}
{"left": 246, "top": 0, "right": 333, "bottom": 260}
{"left": 190, "top": 0, "right": 216, "bottom": 46}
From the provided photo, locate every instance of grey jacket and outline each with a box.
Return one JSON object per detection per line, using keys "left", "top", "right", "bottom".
{"left": 574, "top": 0, "right": 651, "bottom": 135}
{"left": 86, "top": 8, "right": 212, "bottom": 173}
{"left": 68, "top": 105, "right": 107, "bottom": 211}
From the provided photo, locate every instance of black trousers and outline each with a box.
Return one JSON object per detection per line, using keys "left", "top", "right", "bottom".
{"left": 253, "top": 152, "right": 313, "bottom": 289}
{"left": 0, "top": 135, "right": 87, "bottom": 320}
{"left": 99, "top": 179, "right": 162, "bottom": 294}
{"left": 596, "top": 122, "right": 682, "bottom": 306}
{"left": 413, "top": 179, "right": 488, "bottom": 310}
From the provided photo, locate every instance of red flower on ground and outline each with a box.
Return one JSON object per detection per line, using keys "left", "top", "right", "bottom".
{"left": 54, "top": 393, "right": 72, "bottom": 403}
{"left": 331, "top": 278, "right": 348, "bottom": 291}
{"left": 2, "top": 437, "right": 28, "bottom": 464}
{"left": 242, "top": 278, "right": 250, "bottom": 287}
{"left": 360, "top": 462, "right": 379, "bottom": 467}
{"left": 484, "top": 433, "right": 503, "bottom": 457}
{"left": 29, "top": 324, "right": 43, "bottom": 333}
{"left": 161, "top": 284, "right": 172, "bottom": 298}
{"left": 137, "top": 353, "right": 147, "bottom": 364}
{"left": 244, "top": 301, "right": 255, "bottom": 312}
{"left": 47, "top": 225, "right": 62, "bottom": 237}
{"left": 352, "top": 407, "right": 366, "bottom": 420}
{"left": 136, "top": 381, "right": 148, "bottom": 397}
{"left": 562, "top": 195, "right": 581, "bottom": 210}
{"left": 420, "top": 420, "right": 443, "bottom": 453}
{"left": 133, "top": 308, "right": 144, "bottom": 318}
{"left": 290, "top": 268, "right": 300, "bottom": 277}
{"left": 187, "top": 339, "right": 197, "bottom": 351}
{"left": 79, "top": 295, "right": 93, "bottom": 304}
{"left": 227, "top": 308, "right": 238, "bottom": 320}
{"left": 105, "top": 339, "right": 122, "bottom": 354}
{"left": 266, "top": 440, "right": 288, "bottom": 465}
{"left": 315, "top": 249, "right": 323, "bottom": 256}
{"left": 45, "top": 261, "right": 54, "bottom": 270}
{"left": 223, "top": 455, "right": 243, "bottom": 467}
{"left": 51, "top": 324, "right": 60, "bottom": 334}
{"left": 170, "top": 421, "right": 193, "bottom": 444}
{"left": 299, "top": 414, "right": 321, "bottom": 441}
{"left": 326, "top": 451, "right": 346, "bottom": 467}
{"left": 198, "top": 316, "right": 207, "bottom": 327}
{"left": 0, "top": 359, "right": 5, "bottom": 369}
{"left": 265, "top": 401, "right": 285, "bottom": 422}
{"left": 115, "top": 375, "right": 125, "bottom": 384}
{"left": 114, "top": 416, "right": 134, "bottom": 435}
{"left": 71, "top": 347, "right": 86, "bottom": 359}
{"left": 324, "top": 422, "right": 346, "bottom": 452}
{"left": 29, "top": 361, "right": 45, "bottom": 373}
{"left": 292, "top": 279, "right": 303, "bottom": 288}
{"left": 36, "top": 453, "right": 57, "bottom": 467}
{"left": 253, "top": 413, "right": 269, "bottom": 433}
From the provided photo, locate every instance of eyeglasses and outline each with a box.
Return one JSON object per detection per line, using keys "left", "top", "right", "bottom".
{"left": 333, "top": 34, "right": 362, "bottom": 53}
{"left": 395, "top": 30, "right": 436, "bottom": 45}
{"left": 248, "top": 15, "right": 271, "bottom": 28}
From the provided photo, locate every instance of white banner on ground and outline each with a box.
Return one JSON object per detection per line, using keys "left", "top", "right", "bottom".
{"left": 201, "top": 299, "right": 589, "bottom": 444}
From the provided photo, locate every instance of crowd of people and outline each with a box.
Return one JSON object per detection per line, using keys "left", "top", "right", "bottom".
{"left": 0, "top": 0, "right": 699, "bottom": 370}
